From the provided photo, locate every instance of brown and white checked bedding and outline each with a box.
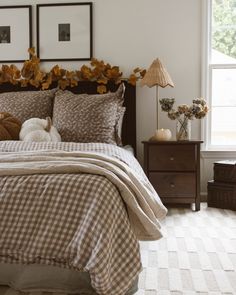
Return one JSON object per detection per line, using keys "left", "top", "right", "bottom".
{"left": 0, "top": 141, "right": 167, "bottom": 295}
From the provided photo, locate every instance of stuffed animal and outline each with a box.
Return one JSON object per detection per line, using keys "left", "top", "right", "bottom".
{"left": 20, "top": 117, "right": 61, "bottom": 142}
{"left": 0, "top": 112, "right": 22, "bottom": 140}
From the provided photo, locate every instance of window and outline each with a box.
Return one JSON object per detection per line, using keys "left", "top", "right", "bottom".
{"left": 205, "top": 0, "right": 236, "bottom": 149}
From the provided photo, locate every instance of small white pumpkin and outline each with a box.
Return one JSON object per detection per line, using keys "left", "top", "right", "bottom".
{"left": 20, "top": 117, "right": 61, "bottom": 142}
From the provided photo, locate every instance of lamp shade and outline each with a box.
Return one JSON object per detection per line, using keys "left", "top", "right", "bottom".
{"left": 141, "top": 58, "right": 174, "bottom": 88}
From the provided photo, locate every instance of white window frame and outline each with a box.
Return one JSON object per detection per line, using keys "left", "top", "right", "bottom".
{"left": 202, "top": 0, "right": 236, "bottom": 151}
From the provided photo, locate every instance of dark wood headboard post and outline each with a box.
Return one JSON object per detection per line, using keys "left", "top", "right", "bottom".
{"left": 0, "top": 81, "right": 136, "bottom": 154}
{"left": 121, "top": 82, "right": 136, "bottom": 154}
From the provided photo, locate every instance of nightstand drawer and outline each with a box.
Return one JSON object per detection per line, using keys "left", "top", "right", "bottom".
{"left": 149, "top": 172, "right": 196, "bottom": 198}
{"left": 148, "top": 145, "right": 196, "bottom": 171}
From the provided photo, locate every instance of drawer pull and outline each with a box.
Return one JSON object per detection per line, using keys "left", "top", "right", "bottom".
{"left": 170, "top": 157, "right": 174, "bottom": 161}
{"left": 170, "top": 183, "right": 175, "bottom": 188}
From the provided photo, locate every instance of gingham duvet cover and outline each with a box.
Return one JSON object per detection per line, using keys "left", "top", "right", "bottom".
{"left": 0, "top": 142, "right": 167, "bottom": 295}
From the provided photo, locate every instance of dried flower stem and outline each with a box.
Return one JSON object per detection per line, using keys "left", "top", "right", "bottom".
{"left": 176, "top": 116, "right": 190, "bottom": 141}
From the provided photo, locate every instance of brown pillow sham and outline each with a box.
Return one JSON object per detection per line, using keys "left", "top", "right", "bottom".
{"left": 115, "top": 106, "right": 126, "bottom": 146}
{"left": 53, "top": 84, "right": 125, "bottom": 144}
{"left": 0, "top": 89, "right": 57, "bottom": 123}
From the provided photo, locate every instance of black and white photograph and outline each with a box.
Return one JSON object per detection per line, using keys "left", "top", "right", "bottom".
{"left": 37, "top": 2, "right": 93, "bottom": 61}
{"left": 0, "top": 26, "right": 10, "bottom": 43}
{"left": 0, "top": 5, "right": 32, "bottom": 62}
{"left": 58, "top": 23, "right": 70, "bottom": 41}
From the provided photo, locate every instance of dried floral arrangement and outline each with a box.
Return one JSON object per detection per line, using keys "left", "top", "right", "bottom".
{"left": 159, "top": 97, "right": 209, "bottom": 140}
{"left": 159, "top": 98, "right": 209, "bottom": 120}
{"left": 160, "top": 98, "right": 209, "bottom": 120}
{"left": 0, "top": 48, "right": 146, "bottom": 93}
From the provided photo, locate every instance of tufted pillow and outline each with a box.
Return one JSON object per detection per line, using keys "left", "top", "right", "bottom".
{"left": 0, "top": 89, "right": 57, "bottom": 123}
{"left": 53, "top": 84, "right": 125, "bottom": 144}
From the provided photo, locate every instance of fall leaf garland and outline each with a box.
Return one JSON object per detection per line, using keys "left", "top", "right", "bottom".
{"left": 0, "top": 48, "right": 146, "bottom": 93}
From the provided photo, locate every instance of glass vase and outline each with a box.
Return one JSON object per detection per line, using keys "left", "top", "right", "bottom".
{"left": 176, "top": 117, "right": 191, "bottom": 141}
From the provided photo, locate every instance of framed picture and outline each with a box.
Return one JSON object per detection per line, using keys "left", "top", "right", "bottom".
{"left": 37, "top": 2, "right": 93, "bottom": 61}
{"left": 0, "top": 5, "right": 32, "bottom": 63}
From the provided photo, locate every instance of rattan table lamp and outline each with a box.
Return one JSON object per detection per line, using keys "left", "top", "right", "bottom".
{"left": 141, "top": 58, "right": 174, "bottom": 129}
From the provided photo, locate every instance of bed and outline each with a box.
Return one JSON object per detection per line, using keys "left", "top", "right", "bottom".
{"left": 0, "top": 81, "right": 167, "bottom": 295}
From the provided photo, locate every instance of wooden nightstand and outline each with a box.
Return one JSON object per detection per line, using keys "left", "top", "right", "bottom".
{"left": 142, "top": 140, "right": 203, "bottom": 211}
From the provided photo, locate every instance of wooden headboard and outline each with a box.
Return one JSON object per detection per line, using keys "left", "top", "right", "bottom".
{"left": 0, "top": 81, "right": 137, "bottom": 154}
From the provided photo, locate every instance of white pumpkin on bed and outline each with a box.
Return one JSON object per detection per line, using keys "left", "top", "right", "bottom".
{"left": 20, "top": 117, "right": 61, "bottom": 142}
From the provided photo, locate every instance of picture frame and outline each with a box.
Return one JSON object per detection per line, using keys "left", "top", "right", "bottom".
{"left": 0, "top": 5, "right": 32, "bottom": 63}
{"left": 37, "top": 2, "right": 93, "bottom": 61}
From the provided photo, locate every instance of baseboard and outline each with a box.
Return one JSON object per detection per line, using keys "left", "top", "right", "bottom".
{"left": 201, "top": 192, "right": 207, "bottom": 202}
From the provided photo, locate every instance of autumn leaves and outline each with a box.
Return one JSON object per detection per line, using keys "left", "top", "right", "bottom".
{"left": 0, "top": 48, "right": 146, "bottom": 93}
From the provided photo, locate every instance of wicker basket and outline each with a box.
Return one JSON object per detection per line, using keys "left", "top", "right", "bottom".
{"left": 208, "top": 180, "right": 236, "bottom": 210}
{"left": 208, "top": 161, "right": 236, "bottom": 211}
{"left": 214, "top": 160, "right": 236, "bottom": 183}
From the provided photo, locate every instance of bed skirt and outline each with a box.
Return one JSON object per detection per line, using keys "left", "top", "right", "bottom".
{"left": 0, "top": 263, "right": 138, "bottom": 295}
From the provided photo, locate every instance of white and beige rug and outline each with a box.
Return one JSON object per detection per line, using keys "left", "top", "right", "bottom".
{"left": 137, "top": 204, "right": 236, "bottom": 295}
{"left": 0, "top": 204, "right": 236, "bottom": 295}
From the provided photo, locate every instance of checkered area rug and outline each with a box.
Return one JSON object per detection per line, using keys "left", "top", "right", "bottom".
{"left": 137, "top": 204, "right": 236, "bottom": 295}
{"left": 0, "top": 204, "right": 236, "bottom": 295}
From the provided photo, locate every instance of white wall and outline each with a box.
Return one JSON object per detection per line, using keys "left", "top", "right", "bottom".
{"left": 1, "top": 0, "right": 206, "bottom": 188}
